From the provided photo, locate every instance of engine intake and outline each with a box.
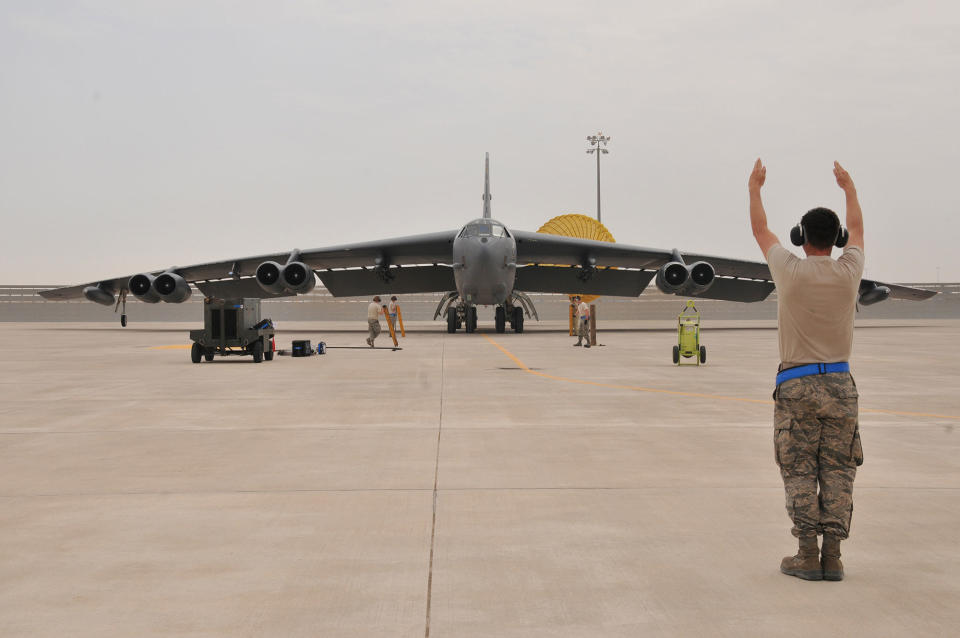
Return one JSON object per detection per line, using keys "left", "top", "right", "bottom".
{"left": 83, "top": 285, "right": 115, "bottom": 306}
{"left": 129, "top": 273, "right": 161, "bottom": 303}
{"left": 655, "top": 261, "right": 716, "bottom": 296}
{"left": 153, "top": 272, "right": 192, "bottom": 303}
{"left": 859, "top": 283, "right": 891, "bottom": 306}
{"left": 685, "top": 261, "right": 716, "bottom": 295}
{"left": 256, "top": 261, "right": 286, "bottom": 295}
{"left": 281, "top": 262, "right": 316, "bottom": 294}
{"left": 655, "top": 262, "right": 688, "bottom": 294}
{"left": 256, "top": 259, "right": 316, "bottom": 295}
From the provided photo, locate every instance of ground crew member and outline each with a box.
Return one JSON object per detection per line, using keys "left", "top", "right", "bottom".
{"left": 749, "top": 159, "right": 865, "bottom": 582}
{"left": 572, "top": 295, "right": 591, "bottom": 348}
{"left": 366, "top": 296, "right": 383, "bottom": 347}
{"left": 388, "top": 296, "right": 399, "bottom": 330}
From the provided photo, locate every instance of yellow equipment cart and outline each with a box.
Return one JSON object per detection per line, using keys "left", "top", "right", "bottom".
{"left": 673, "top": 300, "right": 706, "bottom": 366}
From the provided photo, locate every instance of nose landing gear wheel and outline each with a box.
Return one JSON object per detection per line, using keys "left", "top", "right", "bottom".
{"left": 495, "top": 306, "right": 506, "bottom": 333}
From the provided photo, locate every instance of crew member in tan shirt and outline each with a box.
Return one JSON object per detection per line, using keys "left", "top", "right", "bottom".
{"left": 749, "top": 159, "right": 865, "bottom": 582}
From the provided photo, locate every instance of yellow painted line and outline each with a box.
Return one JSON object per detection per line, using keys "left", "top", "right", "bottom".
{"left": 481, "top": 334, "right": 960, "bottom": 421}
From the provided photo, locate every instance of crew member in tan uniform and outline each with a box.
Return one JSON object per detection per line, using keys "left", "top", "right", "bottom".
{"left": 572, "top": 295, "right": 591, "bottom": 348}
{"left": 387, "top": 296, "right": 399, "bottom": 332}
{"left": 366, "top": 296, "right": 383, "bottom": 347}
{"left": 749, "top": 159, "right": 865, "bottom": 582}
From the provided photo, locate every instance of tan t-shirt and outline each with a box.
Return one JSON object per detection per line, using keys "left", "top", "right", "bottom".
{"left": 766, "top": 244, "right": 864, "bottom": 368}
{"left": 577, "top": 301, "right": 590, "bottom": 320}
{"left": 367, "top": 302, "right": 381, "bottom": 321}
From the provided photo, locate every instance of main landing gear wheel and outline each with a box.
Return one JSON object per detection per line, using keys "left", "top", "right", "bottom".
{"left": 672, "top": 345, "right": 680, "bottom": 365}
{"left": 447, "top": 306, "right": 458, "bottom": 333}
{"left": 252, "top": 340, "right": 264, "bottom": 363}
{"left": 495, "top": 306, "right": 506, "bottom": 333}
{"left": 699, "top": 345, "right": 706, "bottom": 364}
{"left": 512, "top": 306, "right": 524, "bottom": 333}
{"left": 465, "top": 306, "right": 478, "bottom": 333}
{"left": 191, "top": 342, "right": 202, "bottom": 364}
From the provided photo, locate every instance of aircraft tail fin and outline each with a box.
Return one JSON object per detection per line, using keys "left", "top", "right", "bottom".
{"left": 482, "top": 152, "right": 492, "bottom": 219}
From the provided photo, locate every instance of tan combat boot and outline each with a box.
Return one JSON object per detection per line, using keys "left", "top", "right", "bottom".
{"left": 821, "top": 534, "right": 844, "bottom": 581}
{"left": 780, "top": 536, "right": 822, "bottom": 580}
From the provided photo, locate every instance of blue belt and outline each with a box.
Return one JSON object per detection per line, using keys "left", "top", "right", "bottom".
{"left": 776, "top": 362, "right": 849, "bottom": 386}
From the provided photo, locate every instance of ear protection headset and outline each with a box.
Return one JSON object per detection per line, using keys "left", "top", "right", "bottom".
{"left": 790, "top": 220, "right": 849, "bottom": 248}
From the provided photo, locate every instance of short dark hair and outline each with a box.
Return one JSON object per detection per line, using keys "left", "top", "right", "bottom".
{"left": 801, "top": 207, "right": 840, "bottom": 250}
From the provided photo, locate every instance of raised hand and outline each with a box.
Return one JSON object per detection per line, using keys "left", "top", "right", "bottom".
{"left": 749, "top": 158, "right": 766, "bottom": 192}
{"left": 833, "top": 161, "right": 855, "bottom": 193}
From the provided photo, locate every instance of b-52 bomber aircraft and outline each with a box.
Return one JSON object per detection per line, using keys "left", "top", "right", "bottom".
{"left": 41, "top": 154, "right": 936, "bottom": 332}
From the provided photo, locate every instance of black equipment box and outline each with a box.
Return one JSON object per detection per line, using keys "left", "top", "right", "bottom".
{"left": 291, "top": 340, "right": 313, "bottom": 357}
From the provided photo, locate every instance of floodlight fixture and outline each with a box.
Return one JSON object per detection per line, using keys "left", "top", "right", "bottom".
{"left": 585, "top": 131, "right": 611, "bottom": 223}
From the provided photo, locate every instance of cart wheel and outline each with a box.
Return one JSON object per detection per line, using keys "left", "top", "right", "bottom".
{"left": 204, "top": 350, "right": 214, "bottom": 362}
{"left": 264, "top": 349, "right": 274, "bottom": 361}
{"left": 252, "top": 340, "right": 264, "bottom": 363}
{"left": 699, "top": 345, "right": 706, "bottom": 364}
{"left": 191, "top": 342, "right": 202, "bottom": 364}
{"left": 672, "top": 345, "right": 680, "bottom": 365}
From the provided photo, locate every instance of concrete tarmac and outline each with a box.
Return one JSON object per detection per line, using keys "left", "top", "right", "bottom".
{"left": 1, "top": 320, "right": 959, "bottom": 637}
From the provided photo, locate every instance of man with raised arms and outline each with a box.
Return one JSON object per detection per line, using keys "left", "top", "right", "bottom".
{"left": 749, "top": 159, "right": 865, "bottom": 581}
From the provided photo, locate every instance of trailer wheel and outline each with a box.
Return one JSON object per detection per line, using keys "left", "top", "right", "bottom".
{"left": 191, "top": 342, "right": 202, "bottom": 364}
{"left": 265, "top": 349, "right": 274, "bottom": 361}
{"left": 699, "top": 345, "right": 706, "bottom": 364}
{"left": 672, "top": 345, "right": 680, "bottom": 364}
{"left": 204, "top": 350, "right": 214, "bottom": 362}
{"left": 252, "top": 340, "right": 264, "bottom": 363}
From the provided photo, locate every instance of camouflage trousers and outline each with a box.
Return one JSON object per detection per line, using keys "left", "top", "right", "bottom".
{"left": 773, "top": 372, "right": 864, "bottom": 539}
{"left": 577, "top": 318, "right": 589, "bottom": 341}
{"left": 368, "top": 320, "right": 381, "bottom": 342}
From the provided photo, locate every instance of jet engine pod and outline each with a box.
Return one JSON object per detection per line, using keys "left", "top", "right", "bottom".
{"left": 128, "top": 273, "right": 161, "bottom": 303}
{"left": 684, "top": 261, "right": 716, "bottom": 295}
{"left": 281, "top": 262, "right": 316, "bottom": 294}
{"left": 82, "top": 285, "right": 115, "bottom": 306}
{"left": 655, "top": 262, "right": 688, "bottom": 294}
{"left": 256, "top": 261, "right": 286, "bottom": 295}
{"left": 153, "top": 272, "right": 192, "bottom": 303}
{"left": 859, "top": 283, "right": 891, "bottom": 306}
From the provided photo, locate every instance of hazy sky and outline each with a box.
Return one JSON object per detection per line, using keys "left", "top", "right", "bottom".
{"left": 2, "top": 1, "right": 958, "bottom": 285}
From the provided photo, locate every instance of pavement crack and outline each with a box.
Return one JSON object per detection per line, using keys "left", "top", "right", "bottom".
{"left": 424, "top": 335, "right": 445, "bottom": 637}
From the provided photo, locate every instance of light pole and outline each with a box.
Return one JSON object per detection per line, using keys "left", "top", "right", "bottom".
{"left": 586, "top": 131, "right": 610, "bottom": 223}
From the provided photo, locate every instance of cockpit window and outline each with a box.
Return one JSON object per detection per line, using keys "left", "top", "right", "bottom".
{"left": 459, "top": 220, "right": 509, "bottom": 238}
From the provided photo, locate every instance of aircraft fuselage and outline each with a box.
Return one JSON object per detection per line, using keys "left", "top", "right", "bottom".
{"left": 452, "top": 218, "right": 517, "bottom": 306}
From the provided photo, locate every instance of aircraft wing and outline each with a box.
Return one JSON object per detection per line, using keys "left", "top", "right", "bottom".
{"left": 40, "top": 231, "right": 458, "bottom": 301}
{"left": 511, "top": 231, "right": 937, "bottom": 303}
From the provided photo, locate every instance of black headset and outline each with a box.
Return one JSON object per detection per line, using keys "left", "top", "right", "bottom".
{"left": 790, "top": 221, "right": 849, "bottom": 248}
